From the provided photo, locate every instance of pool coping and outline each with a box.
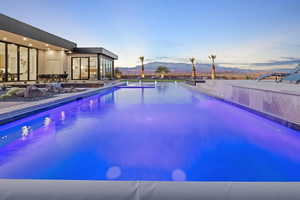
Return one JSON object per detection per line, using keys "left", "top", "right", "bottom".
{"left": 0, "top": 179, "right": 300, "bottom": 200}
{"left": 182, "top": 83, "right": 300, "bottom": 131}
{"left": 0, "top": 82, "right": 125, "bottom": 125}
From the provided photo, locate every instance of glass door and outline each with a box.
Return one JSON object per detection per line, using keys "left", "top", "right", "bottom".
{"left": 19, "top": 47, "right": 29, "bottom": 81}
{"left": 72, "top": 58, "right": 80, "bottom": 80}
{"left": 89, "top": 57, "right": 97, "bottom": 80}
{"left": 81, "top": 58, "right": 89, "bottom": 80}
{"left": 72, "top": 57, "right": 90, "bottom": 80}
{"left": 0, "top": 42, "right": 5, "bottom": 82}
{"left": 7, "top": 44, "right": 18, "bottom": 81}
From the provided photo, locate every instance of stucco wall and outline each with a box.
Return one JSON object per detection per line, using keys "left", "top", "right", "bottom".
{"left": 38, "top": 50, "right": 67, "bottom": 74}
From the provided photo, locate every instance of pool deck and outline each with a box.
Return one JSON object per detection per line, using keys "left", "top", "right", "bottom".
{"left": 187, "top": 80, "right": 300, "bottom": 130}
{"left": 0, "top": 82, "right": 124, "bottom": 125}
{"left": 1, "top": 179, "right": 300, "bottom": 200}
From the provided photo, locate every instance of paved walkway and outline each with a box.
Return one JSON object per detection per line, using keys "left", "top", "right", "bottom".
{"left": 0, "top": 82, "right": 124, "bottom": 124}
{"left": 0, "top": 89, "right": 95, "bottom": 115}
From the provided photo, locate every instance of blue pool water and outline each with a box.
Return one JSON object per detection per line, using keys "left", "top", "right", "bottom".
{"left": 0, "top": 83, "right": 300, "bottom": 181}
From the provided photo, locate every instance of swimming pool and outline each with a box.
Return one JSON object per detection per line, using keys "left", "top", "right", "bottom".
{"left": 0, "top": 83, "right": 300, "bottom": 181}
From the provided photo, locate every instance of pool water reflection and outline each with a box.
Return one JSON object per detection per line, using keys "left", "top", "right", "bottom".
{"left": 0, "top": 83, "right": 300, "bottom": 181}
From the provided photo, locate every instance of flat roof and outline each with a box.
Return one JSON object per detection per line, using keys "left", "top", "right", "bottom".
{"left": 0, "top": 13, "right": 77, "bottom": 50}
{"left": 73, "top": 47, "right": 118, "bottom": 60}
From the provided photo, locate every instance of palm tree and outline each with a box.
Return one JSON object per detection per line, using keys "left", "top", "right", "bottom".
{"left": 208, "top": 55, "right": 216, "bottom": 80}
{"left": 155, "top": 66, "right": 170, "bottom": 79}
{"left": 139, "top": 56, "right": 145, "bottom": 79}
{"left": 189, "top": 57, "right": 196, "bottom": 79}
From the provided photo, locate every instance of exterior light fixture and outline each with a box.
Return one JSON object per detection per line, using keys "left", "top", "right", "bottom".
{"left": 23, "top": 37, "right": 27, "bottom": 41}
{"left": 28, "top": 43, "right": 32, "bottom": 47}
{"left": 45, "top": 44, "right": 49, "bottom": 47}
{"left": 3, "top": 37, "right": 7, "bottom": 41}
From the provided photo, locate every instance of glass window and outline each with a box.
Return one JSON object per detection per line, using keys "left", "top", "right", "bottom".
{"left": 72, "top": 58, "right": 80, "bottom": 79}
{"left": 81, "top": 58, "right": 89, "bottom": 80}
{"left": 29, "top": 49, "right": 37, "bottom": 80}
{"left": 19, "top": 47, "right": 28, "bottom": 81}
{"left": 100, "top": 57, "right": 105, "bottom": 79}
{"left": 0, "top": 42, "right": 5, "bottom": 81}
{"left": 7, "top": 44, "right": 18, "bottom": 81}
{"left": 105, "top": 59, "right": 108, "bottom": 78}
{"left": 89, "top": 57, "right": 97, "bottom": 80}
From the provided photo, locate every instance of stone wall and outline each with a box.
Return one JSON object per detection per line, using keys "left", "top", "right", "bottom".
{"left": 196, "top": 80, "right": 300, "bottom": 126}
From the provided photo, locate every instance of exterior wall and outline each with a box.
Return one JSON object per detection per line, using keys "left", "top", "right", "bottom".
{"left": 45, "top": 50, "right": 67, "bottom": 74}
{"left": 38, "top": 50, "right": 45, "bottom": 74}
{"left": 195, "top": 80, "right": 300, "bottom": 126}
{"left": 38, "top": 49, "right": 67, "bottom": 75}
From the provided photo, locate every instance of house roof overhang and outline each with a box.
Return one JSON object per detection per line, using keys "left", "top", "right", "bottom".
{"left": 0, "top": 13, "right": 77, "bottom": 50}
{"left": 72, "top": 47, "right": 118, "bottom": 60}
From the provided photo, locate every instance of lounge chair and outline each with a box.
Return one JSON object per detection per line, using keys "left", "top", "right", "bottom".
{"left": 256, "top": 66, "right": 300, "bottom": 83}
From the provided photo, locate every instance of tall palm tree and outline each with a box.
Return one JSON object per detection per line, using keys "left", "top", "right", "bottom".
{"left": 139, "top": 56, "right": 145, "bottom": 79}
{"left": 208, "top": 55, "right": 216, "bottom": 80}
{"left": 189, "top": 57, "right": 196, "bottom": 79}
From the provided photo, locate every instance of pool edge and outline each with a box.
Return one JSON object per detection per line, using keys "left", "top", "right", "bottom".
{"left": 0, "top": 179, "right": 300, "bottom": 200}
{"left": 182, "top": 83, "right": 300, "bottom": 131}
{"left": 0, "top": 82, "right": 125, "bottom": 126}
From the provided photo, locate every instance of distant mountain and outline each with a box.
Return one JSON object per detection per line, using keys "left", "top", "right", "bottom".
{"left": 118, "top": 62, "right": 260, "bottom": 74}
{"left": 118, "top": 62, "right": 296, "bottom": 74}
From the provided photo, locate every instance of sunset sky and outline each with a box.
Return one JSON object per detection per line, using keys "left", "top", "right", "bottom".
{"left": 1, "top": 0, "right": 300, "bottom": 69}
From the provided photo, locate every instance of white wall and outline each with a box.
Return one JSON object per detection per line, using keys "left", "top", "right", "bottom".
{"left": 39, "top": 50, "right": 67, "bottom": 74}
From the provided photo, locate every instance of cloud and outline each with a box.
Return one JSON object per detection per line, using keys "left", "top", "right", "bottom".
{"left": 252, "top": 57, "right": 300, "bottom": 67}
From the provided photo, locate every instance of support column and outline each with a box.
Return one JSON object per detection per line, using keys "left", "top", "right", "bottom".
{"left": 112, "top": 60, "right": 115, "bottom": 79}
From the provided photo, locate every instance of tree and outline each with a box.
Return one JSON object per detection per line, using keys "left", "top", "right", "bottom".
{"left": 139, "top": 56, "right": 145, "bottom": 79}
{"left": 189, "top": 57, "right": 196, "bottom": 79}
{"left": 208, "top": 55, "right": 216, "bottom": 80}
{"left": 155, "top": 66, "right": 170, "bottom": 78}
{"left": 115, "top": 68, "right": 122, "bottom": 79}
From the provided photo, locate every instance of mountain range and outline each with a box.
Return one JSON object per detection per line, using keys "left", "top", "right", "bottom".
{"left": 117, "top": 62, "right": 292, "bottom": 74}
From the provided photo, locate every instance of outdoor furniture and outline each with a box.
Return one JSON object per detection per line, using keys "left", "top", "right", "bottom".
{"left": 185, "top": 79, "right": 205, "bottom": 86}
{"left": 38, "top": 74, "right": 69, "bottom": 82}
{"left": 257, "top": 66, "right": 300, "bottom": 83}
{"left": 281, "top": 73, "right": 300, "bottom": 84}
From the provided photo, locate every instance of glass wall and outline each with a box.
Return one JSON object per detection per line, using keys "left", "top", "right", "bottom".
{"left": 100, "top": 57, "right": 105, "bottom": 79}
{"left": 19, "top": 47, "right": 28, "bottom": 81}
{"left": 7, "top": 44, "right": 18, "bottom": 81}
{"left": 99, "top": 56, "right": 113, "bottom": 79}
{"left": 0, "top": 42, "right": 5, "bottom": 81}
{"left": 71, "top": 55, "right": 113, "bottom": 80}
{"left": 89, "top": 57, "right": 97, "bottom": 80}
{"left": 0, "top": 41, "right": 38, "bottom": 82}
{"left": 72, "top": 57, "right": 90, "bottom": 80}
{"left": 81, "top": 58, "right": 89, "bottom": 80}
{"left": 72, "top": 58, "right": 80, "bottom": 80}
{"left": 29, "top": 49, "right": 37, "bottom": 80}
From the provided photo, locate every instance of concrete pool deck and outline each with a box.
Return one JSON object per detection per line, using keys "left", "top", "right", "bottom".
{"left": 1, "top": 179, "right": 300, "bottom": 200}
{"left": 0, "top": 82, "right": 124, "bottom": 125}
{"left": 187, "top": 80, "right": 300, "bottom": 130}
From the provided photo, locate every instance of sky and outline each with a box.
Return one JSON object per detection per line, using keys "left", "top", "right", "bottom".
{"left": 1, "top": 0, "right": 300, "bottom": 69}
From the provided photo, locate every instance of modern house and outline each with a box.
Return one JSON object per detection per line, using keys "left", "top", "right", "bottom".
{"left": 0, "top": 13, "right": 118, "bottom": 82}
